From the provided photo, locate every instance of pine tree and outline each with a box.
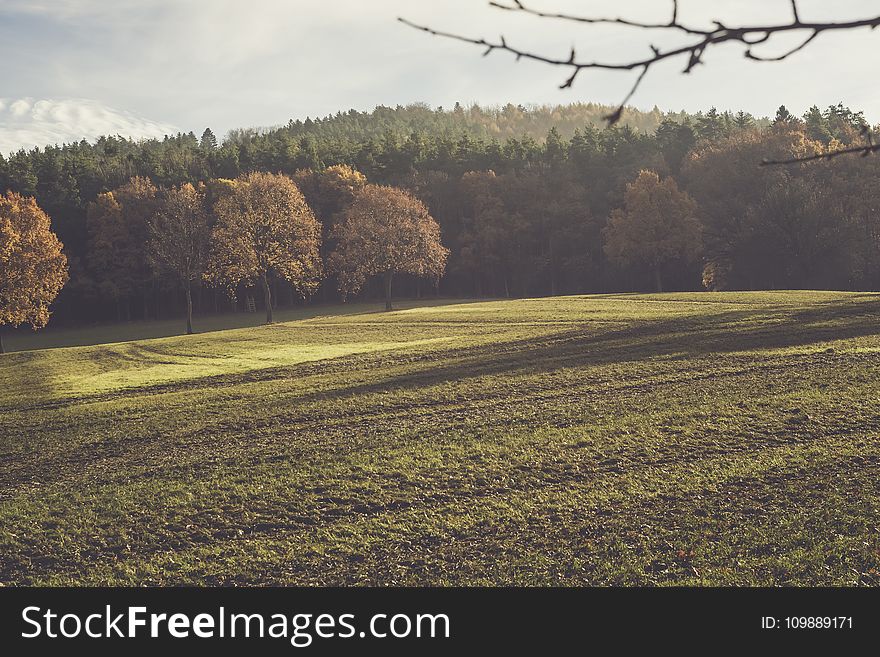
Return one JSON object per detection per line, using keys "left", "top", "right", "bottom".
{"left": 803, "top": 106, "right": 833, "bottom": 144}
{"left": 772, "top": 105, "right": 799, "bottom": 127}
{"left": 733, "top": 111, "right": 755, "bottom": 131}
{"left": 200, "top": 128, "right": 218, "bottom": 150}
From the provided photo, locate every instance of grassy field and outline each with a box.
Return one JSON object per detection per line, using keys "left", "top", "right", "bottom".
{"left": 2, "top": 300, "right": 413, "bottom": 352}
{"left": 1, "top": 291, "right": 879, "bottom": 586}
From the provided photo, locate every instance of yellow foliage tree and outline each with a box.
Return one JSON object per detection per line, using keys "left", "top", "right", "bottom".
{"left": 292, "top": 164, "right": 367, "bottom": 227}
{"left": 0, "top": 192, "right": 69, "bottom": 353}
{"left": 293, "top": 165, "right": 369, "bottom": 300}
{"left": 205, "top": 172, "right": 323, "bottom": 323}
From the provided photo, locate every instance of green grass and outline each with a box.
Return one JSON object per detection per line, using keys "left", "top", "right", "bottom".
{"left": 2, "top": 299, "right": 460, "bottom": 352}
{"left": 1, "top": 291, "right": 879, "bottom": 585}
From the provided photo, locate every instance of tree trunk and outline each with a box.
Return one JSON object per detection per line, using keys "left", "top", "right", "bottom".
{"left": 654, "top": 265, "right": 664, "bottom": 293}
{"left": 262, "top": 274, "right": 273, "bottom": 323}
{"left": 0, "top": 329, "right": 5, "bottom": 355}
{"left": 384, "top": 270, "right": 393, "bottom": 311}
{"left": 185, "top": 281, "right": 194, "bottom": 335}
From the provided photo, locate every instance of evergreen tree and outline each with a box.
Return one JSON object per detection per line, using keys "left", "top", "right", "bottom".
{"left": 200, "top": 128, "right": 218, "bottom": 150}
{"left": 772, "top": 105, "right": 800, "bottom": 127}
{"left": 733, "top": 111, "right": 755, "bottom": 131}
{"left": 804, "top": 106, "right": 833, "bottom": 144}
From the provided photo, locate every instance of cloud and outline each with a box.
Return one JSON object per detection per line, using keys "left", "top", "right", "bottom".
{"left": 0, "top": 98, "right": 178, "bottom": 154}
{"left": 0, "top": 0, "right": 174, "bottom": 19}
{"left": 1, "top": 1, "right": 878, "bottom": 142}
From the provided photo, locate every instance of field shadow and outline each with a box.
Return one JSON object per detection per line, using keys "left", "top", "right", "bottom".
{"left": 284, "top": 297, "right": 880, "bottom": 404}
{"left": 2, "top": 297, "right": 486, "bottom": 353}
{"left": 5, "top": 297, "right": 878, "bottom": 415}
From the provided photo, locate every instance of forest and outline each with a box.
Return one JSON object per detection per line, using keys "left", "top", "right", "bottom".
{"left": 1, "top": 101, "right": 877, "bottom": 327}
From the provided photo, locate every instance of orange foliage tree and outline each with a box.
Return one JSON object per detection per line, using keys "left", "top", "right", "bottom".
{"left": 330, "top": 184, "right": 449, "bottom": 310}
{"left": 205, "top": 172, "right": 323, "bottom": 323}
{"left": 0, "top": 192, "right": 68, "bottom": 353}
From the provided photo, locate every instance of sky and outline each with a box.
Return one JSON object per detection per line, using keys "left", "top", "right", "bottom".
{"left": 1, "top": 0, "right": 879, "bottom": 153}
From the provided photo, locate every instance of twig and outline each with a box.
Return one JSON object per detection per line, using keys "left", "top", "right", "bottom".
{"left": 761, "top": 142, "right": 880, "bottom": 166}
{"left": 400, "top": 1, "right": 880, "bottom": 125}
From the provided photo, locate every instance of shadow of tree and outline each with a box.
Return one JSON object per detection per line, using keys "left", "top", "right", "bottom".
{"left": 284, "top": 297, "right": 880, "bottom": 404}
{"left": 4, "top": 297, "right": 877, "bottom": 415}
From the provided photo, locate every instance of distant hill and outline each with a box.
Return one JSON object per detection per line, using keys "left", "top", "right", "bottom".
{"left": 227, "top": 102, "right": 768, "bottom": 146}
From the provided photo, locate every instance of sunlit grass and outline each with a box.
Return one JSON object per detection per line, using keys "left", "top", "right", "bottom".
{"left": 1, "top": 291, "right": 878, "bottom": 585}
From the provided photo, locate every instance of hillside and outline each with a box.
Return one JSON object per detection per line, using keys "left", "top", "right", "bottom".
{"left": 4, "top": 101, "right": 875, "bottom": 330}
{"left": 1, "top": 292, "right": 879, "bottom": 585}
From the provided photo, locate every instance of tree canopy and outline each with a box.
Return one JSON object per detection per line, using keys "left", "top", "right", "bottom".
{"left": 206, "top": 172, "right": 323, "bottom": 323}
{"left": 603, "top": 171, "right": 701, "bottom": 292}
{"left": 0, "top": 192, "right": 68, "bottom": 352}
{"left": 330, "top": 185, "right": 449, "bottom": 310}
{"left": 146, "top": 183, "right": 211, "bottom": 334}
{"left": 1, "top": 101, "right": 879, "bottom": 328}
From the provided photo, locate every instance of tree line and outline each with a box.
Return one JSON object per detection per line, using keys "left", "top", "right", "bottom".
{"left": 1, "top": 101, "right": 878, "bottom": 337}
{"left": 0, "top": 169, "right": 451, "bottom": 345}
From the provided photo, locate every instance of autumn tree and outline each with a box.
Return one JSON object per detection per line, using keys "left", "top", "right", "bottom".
{"left": 86, "top": 176, "right": 159, "bottom": 319}
{"left": 0, "top": 192, "right": 68, "bottom": 353}
{"left": 202, "top": 177, "right": 238, "bottom": 210}
{"left": 603, "top": 170, "right": 701, "bottom": 292}
{"left": 683, "top": 129, "right": 856, "bottom": 289}
{"left": 205, "top": 172, "right": 322, "bottom": 323}
{"left": 146, "top": 183, "right": 211, "bottom": 334}
{"left": 292, "top": 164, "right": 367, "bottom": 227}
{"left": 330, "top": 184, "right": 449, "bottom": 310}
{"left": 292, "top": 165, "right": 368, "bottom": 300}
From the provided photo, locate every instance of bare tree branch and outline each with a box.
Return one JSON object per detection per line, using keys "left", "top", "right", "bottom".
{"left": 744, "top": 30, "right": 819, "bottom": 62}
{"left": 762, "top": 130, "right": 880, "bottom": 165}
{"left": 485, "top": 0, "right": 709, "bottom": 36}
{"left": 400, "top": 1, "right": 880, "bottom": 129}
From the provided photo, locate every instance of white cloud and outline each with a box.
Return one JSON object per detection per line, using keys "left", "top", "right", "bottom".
{"left": 1, "top": 1, "right": 879, "bottom": 140}
{"left": 0, "top": 0, "right": 175, "bottom": 18}
{"left": 0, "top": 98, "right": 178, "bottom": 154}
